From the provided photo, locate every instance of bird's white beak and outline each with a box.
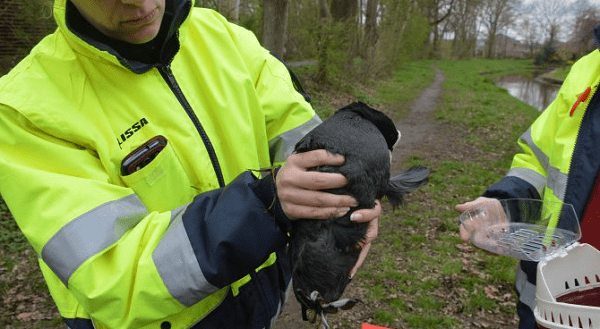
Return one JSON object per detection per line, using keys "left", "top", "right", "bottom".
{"left": 389, "top": 130, "right": 401, "bottom": 165}
{"left": 393, "top": 130, "right": 401, "bottom": 150}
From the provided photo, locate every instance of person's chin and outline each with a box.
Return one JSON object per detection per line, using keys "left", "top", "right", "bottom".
{"left": 118, "top": 21, "right": 161, "bottom": 44}
{"left": 135, "top": 29, "right": 161, "bottom": 44}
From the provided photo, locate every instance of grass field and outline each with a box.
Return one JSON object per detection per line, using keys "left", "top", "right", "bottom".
{"left": 308, "top": 58, "right": 542, "bottom": 328}
{"left": 353, "top": 59, "right": 540, "bottom": 328}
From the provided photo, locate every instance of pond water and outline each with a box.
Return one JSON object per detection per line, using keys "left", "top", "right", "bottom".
{"left": 496, "top": 75, "right": 561, "bottom": 111}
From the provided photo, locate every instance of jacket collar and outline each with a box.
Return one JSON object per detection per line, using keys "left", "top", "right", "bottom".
{"left": 53, "top": 0, "right": 192, "bottom": 74}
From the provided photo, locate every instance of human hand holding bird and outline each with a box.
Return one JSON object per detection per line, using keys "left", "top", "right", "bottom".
{"left": 276, "top": 149, "right": 382, "bottom": 222}
{"left": 276, "top": 149, "right": 382, "bottom": 280}
{"left": 276, "top": 102, "right": 430, "bottom": 328}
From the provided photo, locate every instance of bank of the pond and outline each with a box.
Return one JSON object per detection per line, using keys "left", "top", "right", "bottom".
{"left": 496, "top": 75, "right": 561, "bottom": 111}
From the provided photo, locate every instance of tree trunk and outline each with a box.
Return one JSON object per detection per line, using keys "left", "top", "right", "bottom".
{"left": 330, "top": 0, "right": 358, "bottom": 22}
{"left": 398, "top": 0, "right": 417, "bottom": 39}
{"left": 217, "top": 0, "right": 240, "bottom": 23}
{"left": 329, "top": 0, "right": 359, "bottom": 74}
{"left": 427, "top": 0, "right": 454, "bottom": 57}
{"left": 316, "top": 0, "right": 331, "bottom": 82}
{"left": 486, "top": 32, "right": 496, "bottom": 58}
{"left": 261, "top": 0, "right": 290, "bottom": 56}
{"left": 361, "top": 0, "right": 378, "bottom": 78}
{"left": 319, "top": 0, "right": 331, "bottom": 20}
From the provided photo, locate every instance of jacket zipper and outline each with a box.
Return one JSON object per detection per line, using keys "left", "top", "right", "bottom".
{"left": 563, "top": 83, "right": 599, "bottom": 213}
{"left": 158, "top": 64, "right": 226, "bottom": 188}
{"left": 565, "top": 28, "right": 600, "bottom": 205}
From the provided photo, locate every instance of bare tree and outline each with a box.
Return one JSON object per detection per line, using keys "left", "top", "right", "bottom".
{"left": 424, "top": 0, "right": 455, "bottom": 56}
{"left": 373, "top": 0, "right": 431, "bottom": 72}
{"left": 529, "top": 0, "right": 569, "bottom": 47}
{"left": 518, "top": 17, "right": 541, "bottom": 57}
{"left": 480, "top": 0, "right": 519, "bottom": 58}
{"left": 570, "top": 2, "right": 600, "bottom": 55}
{"left": 362, "top": 0, "right": 379, "bottom": 55}
{"left": 316, "top": 0, "right": 331, "bottom": 82}
{"left": 261, "top": 0, "right": 290, "bottom": 56}
{"left": 361, "top": 0, "right": 379, "bottom": 77}
{"left": 447, "top": 0, "right": 482, "bottom": 58}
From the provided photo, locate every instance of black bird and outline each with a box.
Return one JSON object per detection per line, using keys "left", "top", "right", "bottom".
{"left": 289, "top": 101, "right": 430, "bottom": 328}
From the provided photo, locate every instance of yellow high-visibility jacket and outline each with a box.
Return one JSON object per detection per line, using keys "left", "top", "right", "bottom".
{"left": 483, "top": 28, "right": 600, "bottom": 323}
{"left": 0, "top": 0, "right": 320, "bottom": 328}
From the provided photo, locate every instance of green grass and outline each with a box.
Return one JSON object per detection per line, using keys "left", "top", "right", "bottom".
{"left": 374, "top": 60, "right": 437, "bottom": 120}
{"left": 299, "top": 59, "right": 437, "bottom": 121}
{"left": 550, "top": 65, "right": 571, "bottom": 81}
{"left": 304, "top": 59, "right": 539, "bottom": 328}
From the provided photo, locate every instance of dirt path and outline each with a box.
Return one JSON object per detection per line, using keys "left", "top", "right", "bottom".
{"left": 392, "top": 67, "right": 477, "bottom": 166}
{"left": 393, "top": 67, "right": 445, "bottom": 166}
{"left": 274, "top": 67, "right": 451, "bottom": 329}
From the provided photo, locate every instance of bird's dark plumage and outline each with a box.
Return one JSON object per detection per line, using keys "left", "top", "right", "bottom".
{"left": 289, "top": 101, "right": 430, "bottom": 327}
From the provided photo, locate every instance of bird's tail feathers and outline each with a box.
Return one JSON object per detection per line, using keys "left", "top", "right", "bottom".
{"left": 386, "top": 166, "right": 430, "bottom": 206}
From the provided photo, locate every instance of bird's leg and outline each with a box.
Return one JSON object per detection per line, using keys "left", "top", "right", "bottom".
{"left": 319, "top": 312, "right": 330, "bottom": 329}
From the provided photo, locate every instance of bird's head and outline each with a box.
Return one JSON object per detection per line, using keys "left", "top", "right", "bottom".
{"left": 295, "top": 289, "right": 361, "bottom": 328}
{"left": 335, "top": 101, "right": 401, "bottom": 151}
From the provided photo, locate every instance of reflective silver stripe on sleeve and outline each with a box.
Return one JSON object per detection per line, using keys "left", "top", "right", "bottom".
{"left": 508, "top": 166, "right": 568, "bottom": 201}
{"left": 516, "top": 129, "right": 570, "bottom": 201}
{"left": 153, "top": 208, "right": 218, "bottom": 306}
{"left": 42, "top": 194, "right": 148, "bottom": 286}
{"left": 546, "top": 166, "right": 568, "bottom": 200}
{"left": 269, "top": 114, "right": 322, "bottom": 163}
{"left": 515, "top": 266, "right": 537, "bottom": 311}
{"left": 520, "top": 128, "right": 550, "bottom": 171}
{"left": 506, "top": 167, "right": 546, "bottom": 197}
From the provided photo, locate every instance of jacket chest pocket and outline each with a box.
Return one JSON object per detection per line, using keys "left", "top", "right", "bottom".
{"left": 121, "top": 140, "right": 194, "bottom": 212}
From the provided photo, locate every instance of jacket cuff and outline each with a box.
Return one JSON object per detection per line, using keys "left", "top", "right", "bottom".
{"left": 253, "top": 170, "right": 292, "bottom": 234}
{"left": 483, "top": 176, "right": 541, "bottom": 200}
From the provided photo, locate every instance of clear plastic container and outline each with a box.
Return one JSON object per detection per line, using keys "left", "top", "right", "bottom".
{"left": 459, "top": 198, "right": 581, "bottom": 262}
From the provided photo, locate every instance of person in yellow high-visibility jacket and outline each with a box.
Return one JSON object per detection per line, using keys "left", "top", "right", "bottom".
{"left": 456, "top": 24, "right": 600, "bottom": 329}
{"left": 0, "top": 0, "right": 381, "bottom": 328}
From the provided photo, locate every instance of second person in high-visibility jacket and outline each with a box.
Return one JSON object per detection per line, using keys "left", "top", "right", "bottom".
{"left": 456, "top": 24, "right": 600, "bottom": 329}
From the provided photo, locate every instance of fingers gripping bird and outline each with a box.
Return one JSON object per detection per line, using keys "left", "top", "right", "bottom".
{"left": 290, "top": 101, "right": 430, "bottom": 328}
